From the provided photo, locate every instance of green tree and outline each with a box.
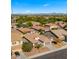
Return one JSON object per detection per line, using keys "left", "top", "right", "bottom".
{"left": 22, "top": 42, "right": 33, "bottom": 52}
{"left": 26, "top": 21, "right": 33, "bottom": 27}
{"left": 16, "top": 23, "right": 22, "bottom": 28}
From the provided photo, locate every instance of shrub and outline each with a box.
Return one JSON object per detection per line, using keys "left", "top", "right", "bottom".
{"left": 26, "top": 21, "right": 33, "bottom": 27}
{"left": 22, "top": 42, "right": 33, "bottom": 52}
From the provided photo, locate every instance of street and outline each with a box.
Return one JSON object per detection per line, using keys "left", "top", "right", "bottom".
{"left": 33, "top": 49, "right": 67, "bottom": 59}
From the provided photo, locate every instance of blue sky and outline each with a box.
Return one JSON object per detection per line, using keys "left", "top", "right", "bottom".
{"left": 11, "top": 0, "right": 67, "bottom": 14}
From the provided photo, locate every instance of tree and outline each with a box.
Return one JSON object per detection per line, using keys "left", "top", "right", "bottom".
{"left": 48, "top": 18, "right": 56, "bottom": 23}
{"left": 26, "top": 21, "right": 33, "bottom": 27}
{"left": 16, "top": 23, "right": 22, "bottom": 28}
{"left": 39, "top": 19, "right": 47, "bottom": 26}
{"left": 22, "top": 42, "right": 33, "bottom": 52}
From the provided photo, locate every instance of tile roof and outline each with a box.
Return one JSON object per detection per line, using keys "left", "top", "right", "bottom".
{"left": 11, "top": 29, "right": 22, "bottom": 42}
{"left": 55, "top": 21, "right": 67, "bottom": 28}
{"left": 51, "top": 29, "right": 67, "bottom": 39}
{"left": 43, "top": 31, "right": 57, "bottom": 40}
{"left": 17, "top": 28, "right": 33, "bottom": 33}
{"left": 39, "top": 35, "right": 50, "bottom": 43}
{"left": 24, "top": 32, "right": 50, "bottom": 44}
{"left": 32, "top": 25, "right": 44, "bottom": 30}
{"left": 24, "top": 33, "right": 39, "bottom": 43}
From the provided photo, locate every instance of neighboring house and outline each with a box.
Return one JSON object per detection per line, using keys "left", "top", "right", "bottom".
{"left": 51, "top": 29, "right": 67, "bottom": 40}
{"left": 32, "top": 25, "right": 44, "bottom": 30}
{"left": 17, "top": 28, "right": 35, "bottom": 34}
{"left": 55, "top": 21, "right": 67, "bottom": 28}
{"left": 39, "top": 35, "right": 51, "bottom": 45}
{"left": 32, "top": 25, "right": 50, "bottom": 31}
{"left": 23, "top": 32, "right": 51, "bottom": 46}
{"left": 44, "top": 25, "right": 50, "bottom": 31}
{"left": 43, "top": 31, "right": 57, "bottom": 42}
{"left": 45, "top": 23, "right": 59, "bottom": 29}
{"left": 11, "top": 28, "right": 23, "bottom": 52}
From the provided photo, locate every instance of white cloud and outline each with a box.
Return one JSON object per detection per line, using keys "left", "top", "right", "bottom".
{"left": 43, "top": 4, "right": 49, "bottom": 7}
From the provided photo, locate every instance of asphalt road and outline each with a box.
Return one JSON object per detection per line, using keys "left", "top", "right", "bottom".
{"left": 33, "top": 49, "right": 67, "bottom": 59}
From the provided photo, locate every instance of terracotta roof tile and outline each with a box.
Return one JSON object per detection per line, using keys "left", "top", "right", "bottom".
{"left": 11, "top": 29, "right": 22, "bottom": 42}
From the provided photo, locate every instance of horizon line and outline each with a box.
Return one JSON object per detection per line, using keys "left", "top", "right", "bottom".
{"left": 11, "top": 12, "right": 67, "bottom": 15}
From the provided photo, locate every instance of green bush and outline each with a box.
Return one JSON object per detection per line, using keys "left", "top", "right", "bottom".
{"left": 16, "top": 23, "right": 22, "bottom": 28}
{"left": 26, "top": 21, "right": 33, "bottom": 27}
{"left": 22, "top": 42, "right": 33, "bottom": 52}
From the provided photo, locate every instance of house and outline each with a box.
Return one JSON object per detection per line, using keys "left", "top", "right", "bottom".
{"left": 23, "top": 33, "right": 39, "bottom": 45}
{"left": 55, "top": 21, "right": 67, "bottom": 28}
{"left": 32, "top": 25, "right": 44, "bottom": 30}
{"left": 17, "top": 28, "right": 35, "bottom": 34}
{"left": 23, "top": 32, "right": 51, "bottom": 46}
{"left": 51, "top": 29, "right": 67, "bottom": 40}
{"left": 39, "top": 35, "right": 51, "bottom": 45}
{"left": 45, "top": 23, "right": 59, "bottom": 29}
{"left": 43, "top": 25, "right": 50, "bottom": 31}
{"left": 32, "top": 25, "right": 50, "bottom": 31}
{"left": 43, "top": 31, "right": 57, "bottom": 42}
{"left": 11, "top": 28, "right": 23, "bottom": 52}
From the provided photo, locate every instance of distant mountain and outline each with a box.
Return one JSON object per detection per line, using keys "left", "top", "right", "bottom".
{"left": 11, "top": 13, "right": 67, "bottom": 16}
